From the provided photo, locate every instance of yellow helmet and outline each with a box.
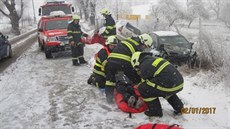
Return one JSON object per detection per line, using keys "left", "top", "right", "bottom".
{"left": 131, "top": 52, "right": 141, "bottom": 68}
{"left": 131, "top": 52, "right": 153, "bottom": 69}
{"left": 72, "top": 15, "right": 80, "bottom": 20}
{"left": 100, "top": 8, "right": 111, "bottom": 15}
{"left": 138, "top": 33, "right": 153, "bottom": 48}
{"left": 105, "top": 36, "right": 118, "bottom": 45}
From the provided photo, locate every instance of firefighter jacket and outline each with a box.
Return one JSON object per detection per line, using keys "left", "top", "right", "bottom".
{"left": 67, "top": 22, "right": 84, "bottom": 45}
{"left": 108, "top": 37, "right": 143, "bottom": 66}
{"left": 101, "top": 15, "right": 116, "bottom": 38}
{"left": 139, "top": 56, "right": 184, "bottom": 94}
{"left": 93, "top": 47, "right": 111, "bottom": 77}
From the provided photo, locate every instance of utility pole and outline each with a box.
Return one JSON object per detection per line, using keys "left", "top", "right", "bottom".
{"left": 116, "top": 0, "right": 119, "bottom": 20}
{"left": 32, "top": 0, "right": 36, "bottom": 23}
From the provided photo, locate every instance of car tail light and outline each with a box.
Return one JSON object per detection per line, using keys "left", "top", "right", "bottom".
{"left": 118, "top": 26, "right": 123, "bottom": 32}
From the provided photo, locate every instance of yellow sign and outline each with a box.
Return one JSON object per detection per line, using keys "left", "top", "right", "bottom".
{"left": 126, "top": 15, "right": 140, "bottom": 20}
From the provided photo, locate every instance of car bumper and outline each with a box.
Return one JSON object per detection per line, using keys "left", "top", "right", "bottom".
{"left": 45, "top": 41, "right": 70, "bottom": 52}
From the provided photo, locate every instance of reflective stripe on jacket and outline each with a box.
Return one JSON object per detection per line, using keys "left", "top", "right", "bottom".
{"left": 108, "top": 37, "right": 141, "bottom": 63}
{"left": 93, "top": 47, "right": 111, "bottom": 77}
{"left": 139, "top": 56, "right": 184, "bottom": 93}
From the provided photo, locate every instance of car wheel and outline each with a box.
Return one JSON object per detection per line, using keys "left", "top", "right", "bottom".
{"left": 45, "top": 46, "right": 52, "bottom": 59}
{"left": 8, "top": 46, "right": 13, "bottom": 58}
{"left": 7, "top": 45, "right": 13, "bottom": 58}
{"left": 188, "top": 54, "right": 197, "bottom": 69}
{"left": 39, "top": 40, "right": 44, "bottom": 51}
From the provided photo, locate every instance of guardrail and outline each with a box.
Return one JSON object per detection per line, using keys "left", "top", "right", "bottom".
{"left": 9, "top": 28, "right": 37, "bottom": 44}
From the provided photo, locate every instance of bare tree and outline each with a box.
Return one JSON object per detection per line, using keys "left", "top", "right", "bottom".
{"left": 157, "top": 0, "right": 186, "bottom": 27}
{"left": 186, "top": 0, "right": 209, "bottom": 28}
{"left": 208, "top": 0, "right": 221, "bottom": 19}
{"left": 220, "top": 2, "right": 230, "bottom": 28}
{"left": 0, "top": 0, "right": 24, "bottom": 35}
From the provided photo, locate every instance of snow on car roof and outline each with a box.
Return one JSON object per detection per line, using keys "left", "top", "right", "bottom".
{"left": 152, "top": 31, "right": 179, "bottom": 36}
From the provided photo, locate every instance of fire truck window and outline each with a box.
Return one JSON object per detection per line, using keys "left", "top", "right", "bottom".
{"left": 42, "top": 6, "right": 71, "bottom": 15}
{"left": 45, "top": 20, "right": 69, "bottom": 30}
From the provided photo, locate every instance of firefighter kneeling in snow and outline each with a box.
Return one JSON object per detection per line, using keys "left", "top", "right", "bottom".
{"left": 104, "top": 33, "right": 154, "bottom": 103}
{"left": 67, "top": 15, "right": 88, "bottom": 66}
{"left": 91, "top": 36, "right": 118, "bottom": 89}
{"left": 131, "top": 52, "right": 184, "bottom": 117}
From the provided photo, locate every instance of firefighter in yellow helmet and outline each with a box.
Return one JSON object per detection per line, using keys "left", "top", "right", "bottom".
{"left": 104, "top": 33, "right": 154, "bottom": 103}
{"left": 87, "top": 36, "right": 119, "bottom": 89}
{"left": 100, "top": 8, "right": 116, "bottom": 38}
{"left": 67, "top": 15, "right": 88, "bottom": 66}
{"left": 131, "top": 52, "right": 184, "bottom": 117}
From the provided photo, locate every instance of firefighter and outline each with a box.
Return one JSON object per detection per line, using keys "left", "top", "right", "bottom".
{"left": 91, "top": 36, "right": 118, "bottom": 89}
{"left": 67, "top": 15, "right": 88, "bottom": 66}
{"left": 104, "top": 33, "right": 154, "bottom": 103}
{"left": 100, "top": 8, "right": 116, "bottom": 38}
{"left": 131, "top": 52, "right": 184, "bottom": 117}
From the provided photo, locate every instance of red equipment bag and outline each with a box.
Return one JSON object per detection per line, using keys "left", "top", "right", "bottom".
{"left": 114, "top": 85, "right": 148, "bottom": 113}
{"left": 135, "top": 123, "right": 183, "bottom": 129}
{"left": 83, "top": 33, "right": 106, "bottom": 46}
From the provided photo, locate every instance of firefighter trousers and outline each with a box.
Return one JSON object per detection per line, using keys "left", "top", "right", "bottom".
{"left": 71, "top": 44, "right": 85, "bottom": 65}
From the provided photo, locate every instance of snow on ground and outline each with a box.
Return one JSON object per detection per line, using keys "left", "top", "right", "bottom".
{"left": 0, "top": 40, "right": 229, "bottom": 129}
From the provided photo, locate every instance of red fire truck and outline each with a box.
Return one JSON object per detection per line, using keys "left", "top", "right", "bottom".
{"left": 38, "top": 0, "right": 75, "bottom": 16}
{"left": 37, "top": 12, "right": 72, "bottom": 58}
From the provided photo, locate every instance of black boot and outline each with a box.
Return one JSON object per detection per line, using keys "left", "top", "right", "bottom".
{"left": 72, "top": 59, "right": 80, "bottom": 66}
{"left": 105, "top": 87, "right": 115, "bottom": 104}
{"left": 166, "top": 94, "right": 184, "bottom": 114}
{"left": 79, "top": 57, "right": 87, "bottom": 64}
{"left": 87, "top": 73, "right": 96, "bottom": 85}
{"left": 144, "top": 98, "right": 163, "bottom": 117}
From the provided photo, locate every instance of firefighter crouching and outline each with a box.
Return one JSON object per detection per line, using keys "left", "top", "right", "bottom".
{"left": 131, "top": 52, "right": 184, "bottom": 117}
{"left": 100, "top": 8, "right": 116, "bottom": 38}
{"left": 104, "top": 33, "right": 154, "bottom": 103}
{"left": 67, "top": 15, "right": 88, "bottom": 66}
{"left": 90, "top": 36, "right": 118, "bottom": 89}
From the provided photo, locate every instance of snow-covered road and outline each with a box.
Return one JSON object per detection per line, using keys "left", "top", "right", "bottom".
{"left": 0, "top": 43, "right": 229, "bottom": 129}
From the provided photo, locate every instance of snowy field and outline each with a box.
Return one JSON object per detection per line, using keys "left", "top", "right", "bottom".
{"left": 0, "top": 42, "right": 229, "bottom": 129}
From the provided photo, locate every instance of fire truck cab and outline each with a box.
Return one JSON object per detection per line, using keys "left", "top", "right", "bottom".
{"left": 38, "top": 0, "right": 75, "bottom": 16}
{"left": 37, "top": 11, "right": 72, "bottom": 58}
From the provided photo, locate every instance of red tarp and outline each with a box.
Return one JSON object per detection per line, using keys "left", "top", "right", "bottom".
{"left": 115, "top": 85, "right": 148, "bottom": 113}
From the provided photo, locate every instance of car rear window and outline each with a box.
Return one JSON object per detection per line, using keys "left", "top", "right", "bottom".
{"left": 126, "top": 22, "right": 141, "bottom": 35}
{"left": 45, "top": 20, "right": 69, "bottom": 30}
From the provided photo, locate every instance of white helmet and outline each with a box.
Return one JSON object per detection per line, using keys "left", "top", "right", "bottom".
{"left": 100, "top": 8, "right": 111, "bottom": 15}
{"left": 138, "top": 33, "right": 153, "bottom": 48}
{"left": 72, "top": 15, "right": 80, "bottom": 20}
{"left": 131, "top": 52, "right": 153, "bottom": 69}
{"left": 105, "top": 36, "right": 118, "bottom": 45}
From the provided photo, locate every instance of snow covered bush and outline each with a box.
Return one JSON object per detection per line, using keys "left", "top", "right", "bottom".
{"left": 197, "top": 30, "right": 224, "bottom": 69}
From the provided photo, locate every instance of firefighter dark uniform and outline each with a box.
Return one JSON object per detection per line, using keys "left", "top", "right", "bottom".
{"left": 93, "top": 47, "right": 111, "bottom": 89}
{"left": 89, "top": 36, "right": 118, "bottom": 89}
{"left": 67, "top": 15, "right": 87, "bottom": 65}
{"left": 131, "top": 52, "right": 184, "bottom": 117}
{"left": 104, "top": 33, "right": 154, "bottom": 103}
{"left": 100, "top": 8, "right": 116, "bottom": 38}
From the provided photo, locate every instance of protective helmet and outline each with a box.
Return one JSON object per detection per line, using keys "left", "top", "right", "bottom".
{"left": 105, "top": 36, "right": 118, "bottom": 45}
{"left": 131, "top": 52, "right": 153, "bottom": 68}
{"left": 138, "top": 33, "right": 153, "bottom": 48}
{"left": 72, "top": 15, "right": 80, "bottom": 20}
{"left": 100, "top": 8, "right": 111, "bottom": 15}
{"left": 131, "top": 52, "right": 142, "bottom": 68}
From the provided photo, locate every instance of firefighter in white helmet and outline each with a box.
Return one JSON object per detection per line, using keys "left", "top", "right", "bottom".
{"left": 87, "top": 36, "right": 119, "bottom": 89}
{"left": 104, "top": 33, "right": 154, "bottom": 103}
{"left": 67, "top": 15, "right": 88, "bottom": 66}
{"left": 131, "top": 51, "right": 184, "bottom": 117}
{"left": 100, "top": 8, "right": 116, "bottom": 38}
